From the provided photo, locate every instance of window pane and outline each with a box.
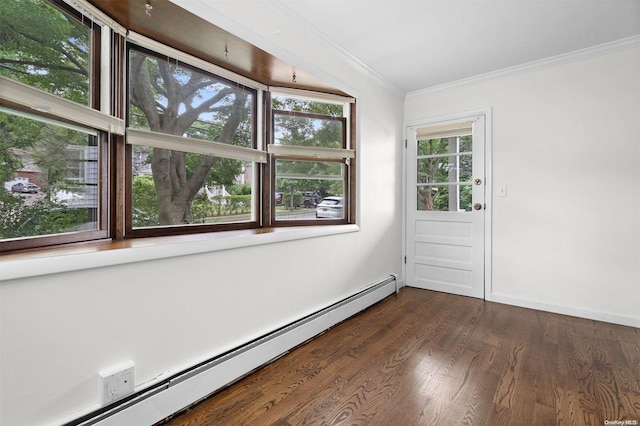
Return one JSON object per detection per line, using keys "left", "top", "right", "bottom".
{"left": 417, "top": 154, "right": 472, "bottom": 184}
{"left": 128, "top": 49, "right": 254, "bottom": 147}
{"left": 417, "top": 135, "right": 472, "bottom": 156}
{"left": 416, "top": 135, "right": 473, "bottom": 212}
{"left": 458, "top": 135, "right": 472, "bottom": 152}
{"left": 0, "top": 110, "right": 99, "bottom": 239}
{"left": 0, "top": 0, "right": 91, "bottom": 105}
{"left": 272, "top": 96, "right": 343, "bottom": 117}
{"left": 417, "top": 138, "right": 449, "bottom": 156}
{"left": 132, "top": 145, "right": 254, "bottom": 227}
{"left": 273, "top": 113, "right": 344, "bottom": 149}
{"left": 417, "top": 184, "right": 472, "bottom": 212}
{"left": 275, "top": 159, "right": 344, "bottom": 221}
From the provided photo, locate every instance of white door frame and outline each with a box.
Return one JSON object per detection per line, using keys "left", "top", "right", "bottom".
{"left": 402, "top": 108, "right": 492, "bottom": 299}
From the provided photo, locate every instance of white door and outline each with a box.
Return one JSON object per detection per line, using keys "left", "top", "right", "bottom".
{"left": 405, "top": 115, "right": 486, "bottom": 298}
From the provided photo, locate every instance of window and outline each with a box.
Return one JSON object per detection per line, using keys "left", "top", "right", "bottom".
{"left": 125, "top": 46, "right": 262, "bottom": 235}
{"left": 416, "top": 122, "right": 473, "bottom": 212}
{"left": 0, "top": 0, "right": 115, "bottom": 252}
{"left": 269, "top": 93, "right": 355, "bottom": 224}
{"left": 0, "top": 0, "right": 356, "bottom": 253}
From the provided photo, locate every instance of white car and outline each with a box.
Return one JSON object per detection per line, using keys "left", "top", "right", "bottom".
{"left": 316, "top": 196, "right": 343, "bottom": 218}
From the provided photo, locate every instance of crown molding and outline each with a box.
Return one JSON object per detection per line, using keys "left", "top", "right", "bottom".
{"left": 169, "top": 0, "right": 363, "bottom": 99}
{"left": 271, "top": 1, "right": 406, "bottom": 100}
{"left": 407, "top": 34, "right": 640, "bottom": 98}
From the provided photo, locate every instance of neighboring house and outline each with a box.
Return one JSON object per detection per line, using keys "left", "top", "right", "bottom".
{"left": 235, "top": 162, "right": 253, "bottom": 185}
{"left": 3, "top": 148, "right": 45, "bottom": 190}
{"left": 4, "top": 146, "right": 99, "bottom": 209}
{"left": 204, "top": 185, "right": 230, "bottom": 199}
{"left": 53, "top": 145, "right": 99, "bottom": 209}
{"left": 132, "top": 146, "right": 153, "bottom": 176}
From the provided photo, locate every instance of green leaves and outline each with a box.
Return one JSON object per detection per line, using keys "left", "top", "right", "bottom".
{"left": 0, "top": 188, "right": 90, "bottom": 239}
{"left": 0, "top": 0, "right": 91, "bottom": 104}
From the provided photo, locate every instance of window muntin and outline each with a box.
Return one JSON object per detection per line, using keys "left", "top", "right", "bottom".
{"left": 126, "top": 46, "right": 260, "bottom": 231}
{"left": 0, "top": 0, "right": 92, "bottom": 106}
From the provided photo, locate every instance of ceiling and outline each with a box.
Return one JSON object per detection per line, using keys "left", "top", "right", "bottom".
{"left": 89, "top": 0, "right": 639, "bottom": 97}
{"left": 275, "top": 0, "right": 640, "bottom": 94}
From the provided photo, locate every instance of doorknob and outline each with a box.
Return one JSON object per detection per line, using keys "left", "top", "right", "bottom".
{"left": 473, "top": 203, "right": 483, "bottom": 210}
{"left": 474, "top": 178, "right": 482, "bottom": 185}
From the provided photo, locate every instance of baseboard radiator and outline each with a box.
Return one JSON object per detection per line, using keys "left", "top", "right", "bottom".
{"left": 70, "top": 275, "right": 399, "bottom": 426}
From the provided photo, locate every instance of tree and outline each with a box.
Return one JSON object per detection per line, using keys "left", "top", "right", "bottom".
{"left": 1, "top": 0, "right": 252, "bottom": 229}
{"left": 417, "top": 138, "right": 446, "bottom": 211}
{"left": 129, "top": 50, "right": 251, "bottom": 225}
{"left": 1, "top": 0, "right": 91, "bottom": 185}
{"left": 0, "top": 0, "right": 90, "bottom": 104}
{"left": 0, "top": 113, "right": 40, "bottom": 184}
{"left": 417, "top": 136, "right": 472, "bottom": 211}
{"left": 132, "top": 175, "right": 159, "bottom": 227}
{"left": 0, "top": 188, "right": 89, "bottom": 238}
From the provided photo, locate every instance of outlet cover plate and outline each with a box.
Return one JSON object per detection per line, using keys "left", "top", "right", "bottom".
{"left": 99, "top": 361, "right": 134, "bottom": 405}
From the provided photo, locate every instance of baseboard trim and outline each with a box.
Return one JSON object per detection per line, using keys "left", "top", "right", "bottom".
{"left": 67, "top": 275, "right": 397, "bottom": 426}
{"left": 489, "top": 292, "right": 640, "bottom": 328}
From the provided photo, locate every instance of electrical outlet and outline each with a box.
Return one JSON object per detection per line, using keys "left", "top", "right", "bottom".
{"left": 99, "top": 361, "right": 134, "bottom": 405}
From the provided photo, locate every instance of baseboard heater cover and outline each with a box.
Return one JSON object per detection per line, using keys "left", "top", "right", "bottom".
{"left": 70, "top": 275, "right": 397, "bottom": 426}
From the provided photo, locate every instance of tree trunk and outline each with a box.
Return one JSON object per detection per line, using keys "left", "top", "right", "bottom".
{"left": 130, "top": 54, "right": 248, "bottom": 226}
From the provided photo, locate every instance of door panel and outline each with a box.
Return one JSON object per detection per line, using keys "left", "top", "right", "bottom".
{"left": 415, "top": 242, "right": 472, "bottom": 266}
{"left": 406, "top": 115, "right": 485, "bottom": 299}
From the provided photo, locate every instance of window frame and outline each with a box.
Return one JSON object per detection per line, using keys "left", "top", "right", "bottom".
{"left": 123, "top": 43, "right": 263, "bottom": 238}
{"left": 0, "top": 0, "right": 357, "bottom": 255}
{"left": 267, "top": 92, "right": 356, "bottom": 227}
{"left": 0, "top": 0, "right": 115, "bottom": 253}
{"left": 269, "top": 115, "right": 348, "bottom": 226}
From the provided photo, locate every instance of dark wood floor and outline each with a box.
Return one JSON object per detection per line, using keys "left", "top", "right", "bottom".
{"left": 160, "top": 287, "right": 640, "bottom": 425}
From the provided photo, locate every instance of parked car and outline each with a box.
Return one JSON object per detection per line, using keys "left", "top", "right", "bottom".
{"left": 281, "top": 191, "right": 322, "bottom": 208}
{"left": 316, "top": 196, "right": 343, "bottom": 218}
{"left": 302, "top": 191, "right": 322, "bottom": 208}
{"left": 11, "top": 183, "right": 40, "bottom": 194}
{"left": 275, "top": 192, "right": 283, "bottom": 205}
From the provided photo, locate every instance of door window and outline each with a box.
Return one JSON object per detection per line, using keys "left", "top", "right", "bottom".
{"left": 416, "top": 134, "right": 472, "bottom": 212}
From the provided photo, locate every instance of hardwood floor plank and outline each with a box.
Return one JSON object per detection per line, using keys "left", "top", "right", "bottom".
{"left": 159, "top": 288, "right": 640, "bottom": 426}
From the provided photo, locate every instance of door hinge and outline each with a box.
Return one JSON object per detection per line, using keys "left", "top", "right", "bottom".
{"left": 404, "top": 256, "right": 407, "bottom": 264}
{"left": 404, "top": 139, "right": 407, "bottom": 148}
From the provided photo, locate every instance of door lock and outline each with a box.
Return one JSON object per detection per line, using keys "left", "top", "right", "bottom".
{"left": 474, "top": 178, "right": 482, "bottom": 185}
{"left": 473, "top": 203, "right": 483, "bottom": 210}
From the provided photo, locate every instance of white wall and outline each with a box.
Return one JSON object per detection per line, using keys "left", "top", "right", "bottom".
{"left": 405, "top": 46, "right": 640, "bottom": 327}
{"left": 0, "top": 3, "right": 404, "bottom": 425}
